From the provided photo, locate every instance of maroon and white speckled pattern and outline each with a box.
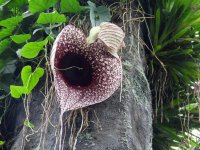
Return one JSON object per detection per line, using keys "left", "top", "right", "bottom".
{"left": 50, "top": 25, "right": 122, "bottom": 112}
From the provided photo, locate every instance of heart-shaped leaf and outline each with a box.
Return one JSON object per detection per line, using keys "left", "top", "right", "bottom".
{"left": 7, "top": 0, "right": 28, "bottom": 9}
{"left": 10, "top": 34, "right": 31, "bottom": 44}
{"left": 28, "top": 0, "right": 57, "bottom": 14}
{"left": 10, "top": 66, "right": 44, "bottom": 98}
{"left": 60, "top": 0, "right": 85, "bottom": 13}
{"left": 10, "top": 85, "right": 28, "bottom": 98}
{"left": 21, "top": 65, "right": 44, "bottom": 93}
{"left": 0, "top": 16, "right": 23, "bottom": 40}
{"left": 36, "top": 11, "right": 67, "bottom": 25}
{"left": 18, "top": 39, "right": 48, "bottom": 58}
{"left": 0, "top": 16, "right": 23, "bottom": 28}
{"left": 0, "top": 28, "right": 13, "bottom": 40}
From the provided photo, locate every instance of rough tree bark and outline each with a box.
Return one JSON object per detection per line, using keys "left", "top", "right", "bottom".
{"left": 8, "top": 2, "right": 153, "bottom": 150}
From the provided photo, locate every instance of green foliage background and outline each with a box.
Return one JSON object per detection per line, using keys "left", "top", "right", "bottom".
{"left": 140, "top": 0, "right": 200, "bottom": 149}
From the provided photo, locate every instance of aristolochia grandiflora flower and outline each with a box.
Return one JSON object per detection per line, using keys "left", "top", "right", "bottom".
{"left": 50, "top": 23, "right": 125, "bottom": 112}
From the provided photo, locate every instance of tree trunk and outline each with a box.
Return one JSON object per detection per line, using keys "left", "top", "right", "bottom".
{"left": 8, "top": 2, "right": 153, "bottom": 150}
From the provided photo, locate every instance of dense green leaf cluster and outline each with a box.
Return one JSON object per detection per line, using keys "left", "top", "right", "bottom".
{"left": 140, "top": 0, "right": 200, "bottom": 149}
{"left": 144, "top": 0, "right": 200, "bottom": 87}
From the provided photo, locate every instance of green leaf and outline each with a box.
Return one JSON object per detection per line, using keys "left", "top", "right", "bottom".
{"left": 0, "top": 38, "right": 10, "bottom": 55}
{"left": 21, "top": 66, "right": 44, "bottom": 93}
{"left": 0, "top": 0, "right": 8, "bottom": 5}
{"left": 0, "top": 140, "right": 5, "bottom": 145}
{"left": 7, "top": 0, "right": 28, "bottom": 9}
{"left": 36, "top": 11, "right": 67, "bottom": 24}
{"left": 10, "top": 85, "right": 28, "bottom": 98}
{"left": 10, "top": 66, "right": 44, "bottom": 98}
{"left": 28, "top": 0, "right": 57, "bottom": 14}
{"left": 61, "top": 0, "right": 85, "bottom": 13}
{"left": 18, "top": 39, "right": 48, "bottom": 58}
{"left": 88, "top": 1, "right": 111, "bottom": 27}
{"left": 10, "top": 34, "right": 31, "bottom": 44}
{"left": 0, "top": 0, "right": 10, "bottom": 8}
{"left": 185, "top": 103, "right": 198, "bottom": 111}
{"left": 0, "top": 28, "right": 13, "bottom": 40}
{"left": 24, "top": 120, "right": 34, "bottom": 128}
{"left": 0, "top": 16, "right": 23, "bottom": 40}
{"left": 0, "top": 16, "right": 23, "bottom": 29}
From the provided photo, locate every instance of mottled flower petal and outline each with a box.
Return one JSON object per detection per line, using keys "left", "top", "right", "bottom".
{"left": 51, "top": 25, "right": 123, "bottom": 112}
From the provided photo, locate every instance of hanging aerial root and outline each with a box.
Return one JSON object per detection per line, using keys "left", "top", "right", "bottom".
{"left": 60, "top": 108, "right": 89, "bottom": 150}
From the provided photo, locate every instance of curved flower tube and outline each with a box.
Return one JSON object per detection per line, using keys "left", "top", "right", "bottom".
{"left": 50, "top": 24, "right": 124, "bottom": 112}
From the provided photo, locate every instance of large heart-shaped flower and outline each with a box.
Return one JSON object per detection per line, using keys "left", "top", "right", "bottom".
{"left": 50, "top": 25, "right": 123, "bottom": 112}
